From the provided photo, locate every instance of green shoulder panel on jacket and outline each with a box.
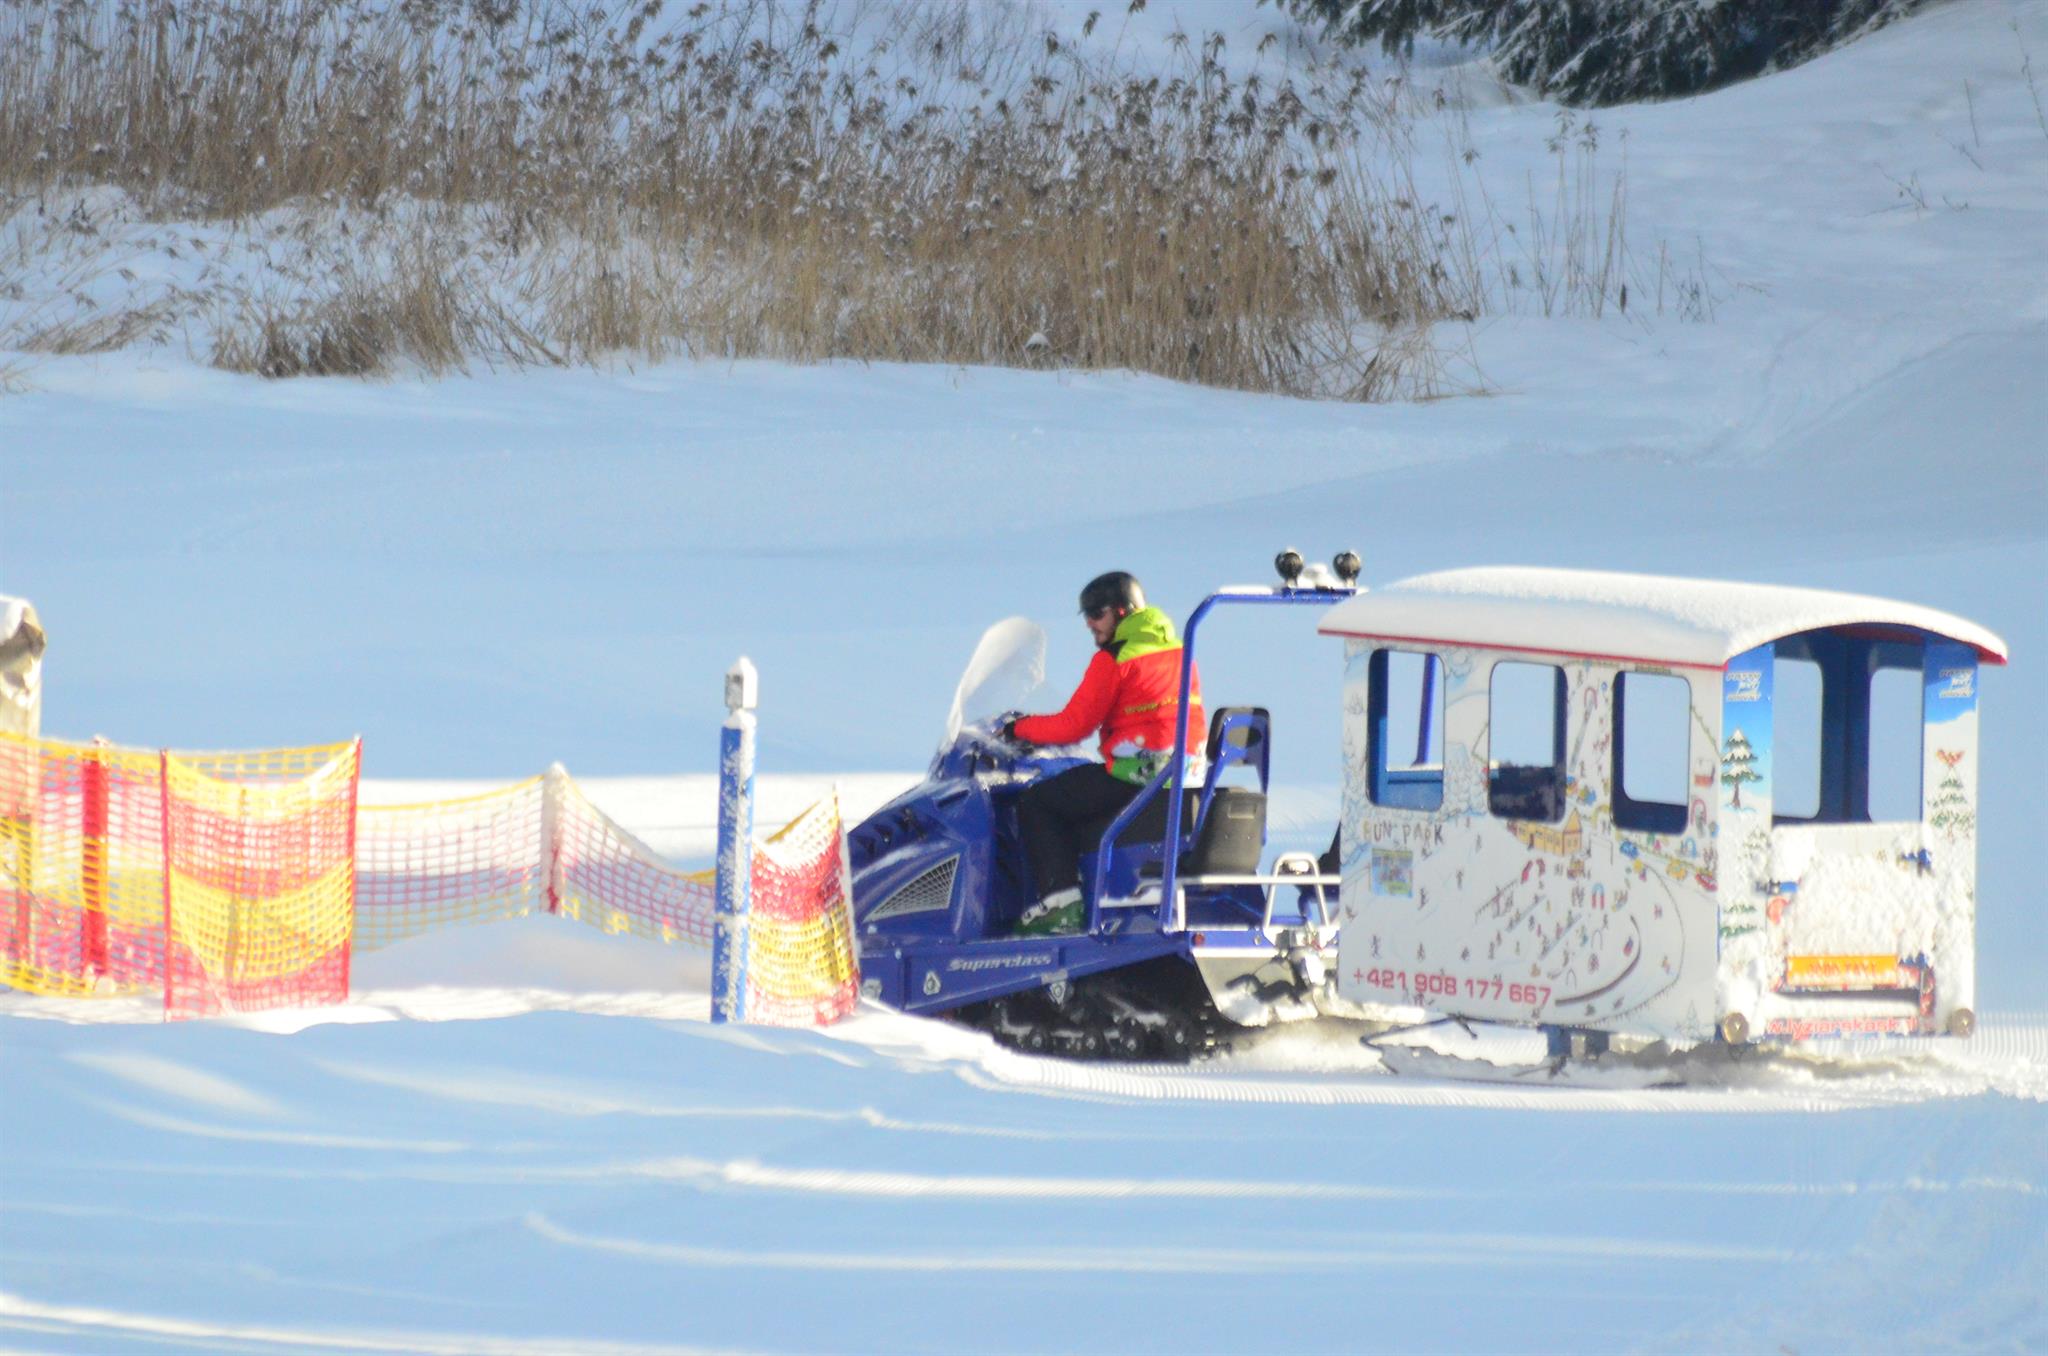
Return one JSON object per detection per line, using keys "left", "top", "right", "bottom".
{"left": 1111, "top": 606, "right": 1182, "bottom": 663}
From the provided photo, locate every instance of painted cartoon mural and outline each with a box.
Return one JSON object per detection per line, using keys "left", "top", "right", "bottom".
{"left": 1734, "top": 638, "right": 1982, "bottom": 1040}
{"left": 1336, "top": 643, "right": 1722, "bottom": 1043}
{"left": 1323, "top": 569, "right": 1999, "bottom": 1047}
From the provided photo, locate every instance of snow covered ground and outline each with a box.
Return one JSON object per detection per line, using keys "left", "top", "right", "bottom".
{"left": 3, "top": 1, "right": 2046, "bottom": 1351}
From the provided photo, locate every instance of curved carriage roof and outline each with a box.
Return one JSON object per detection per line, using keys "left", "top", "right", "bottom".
{"left": 1317, "top": 567, "right": 2008, "bottom": 668}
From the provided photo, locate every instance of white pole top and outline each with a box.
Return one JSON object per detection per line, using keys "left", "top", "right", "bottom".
{"left": 725, "top": 656, "right": 759, "bottom": 713}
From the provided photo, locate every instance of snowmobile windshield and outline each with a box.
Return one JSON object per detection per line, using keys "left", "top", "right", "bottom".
{"left": 944, "top": 616, "right": 1046, "bottom": 749}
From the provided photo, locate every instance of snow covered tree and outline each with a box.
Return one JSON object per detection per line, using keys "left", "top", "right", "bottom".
{"left": 1282, "top": 0, "right": 1932, "bottom": 107}
{"left": 1720, "top": 727, "right": 1761, "bottom": 808}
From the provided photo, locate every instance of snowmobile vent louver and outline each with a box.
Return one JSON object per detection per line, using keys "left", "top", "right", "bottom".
{"left": 867, "top": 855, "right": 959, "bottom": 922}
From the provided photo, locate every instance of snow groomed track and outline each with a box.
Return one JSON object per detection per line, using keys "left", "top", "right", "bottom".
{"left": 818, "top": 1005, "right": 2048, "bottom": 1113}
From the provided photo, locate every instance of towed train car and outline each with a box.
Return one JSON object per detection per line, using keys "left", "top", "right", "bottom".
{"left": 1318, "top": 567, "right": 2006, "bottom": 1047}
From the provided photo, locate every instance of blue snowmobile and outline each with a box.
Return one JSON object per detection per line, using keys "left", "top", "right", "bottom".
{"left": 848, "top": 552, "right": 1362, "bottom": 1060}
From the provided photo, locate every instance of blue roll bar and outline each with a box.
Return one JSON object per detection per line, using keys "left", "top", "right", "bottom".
{"left": 1084, "top": 582, "right": 1358, "bottom": 933}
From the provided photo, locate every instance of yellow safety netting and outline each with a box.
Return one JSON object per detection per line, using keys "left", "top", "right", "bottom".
{"left": 0, "top": 733, "right": 167, "bottom": 997}
{"left": 7, "top": 732, "right": 858, "bottom": 1028}
{"left": 744, "top": 794, "right": 860, "bottom": 1027}
{"left": 161, "top": 741, "right": 360, "bottom": 1018}
{"left": 1, "top": 733, "right": 361, "bottom": 1016}
{"left": 354, "top": 777, "right": 550, "bottom": 950}
{"left": 358, "top": 772, "right": 858, "bottom": 1026}
{"left": 552, "top": 773, "right": 720, "bottom": 948}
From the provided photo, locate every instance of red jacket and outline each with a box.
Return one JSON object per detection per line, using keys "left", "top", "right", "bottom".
{"left": 1014, "top": 606, "right": 1203, "bottom": 782}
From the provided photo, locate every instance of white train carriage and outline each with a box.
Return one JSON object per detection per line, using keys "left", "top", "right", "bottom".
{"left": 1318, "top": 567, "right": 2006, "bottom": 1047}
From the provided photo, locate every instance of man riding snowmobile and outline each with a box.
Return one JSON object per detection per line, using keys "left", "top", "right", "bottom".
{"left": 1002, "top": 571, "right": 1204, "bottom": 935}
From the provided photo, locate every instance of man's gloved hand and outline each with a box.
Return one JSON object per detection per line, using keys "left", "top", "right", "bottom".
{"left": 996, "top": 712, "right": 1027, "bottom": 746}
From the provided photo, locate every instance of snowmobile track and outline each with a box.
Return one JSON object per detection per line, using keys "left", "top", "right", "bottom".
{"left": 946, "top": 1013, "right": 2048, "bottom": 1113}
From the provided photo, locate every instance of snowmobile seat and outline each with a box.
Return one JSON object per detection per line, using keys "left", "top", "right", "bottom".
{"left": 1181, "top": 785, "right": 1266, "bottom": 876}
{"left": 1204, "top": 706, "right": 1270, "bottom": 791}
{"left": 1182, "top": 706, "right": 1269, "bottom": 874}
{"left": 1131, "top": 706, "right": 1271, "bottom": 881}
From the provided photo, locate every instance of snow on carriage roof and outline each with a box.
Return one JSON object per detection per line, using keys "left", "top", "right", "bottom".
{"left": 1317, "top": 567, "right": 2009, "bottom": 668}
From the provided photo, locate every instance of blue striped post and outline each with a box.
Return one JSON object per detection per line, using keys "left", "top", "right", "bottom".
{"left": 711, "top": 657, "right": 758, "bottom": 1024}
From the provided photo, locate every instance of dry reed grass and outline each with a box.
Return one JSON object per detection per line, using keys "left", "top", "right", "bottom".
{"left": 0, "top": 0, "right": 1701, "bottom": 393}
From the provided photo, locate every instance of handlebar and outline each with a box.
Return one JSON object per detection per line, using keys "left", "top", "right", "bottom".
{"left": 928, "top": 719, "right": 1086, "bottom": 782}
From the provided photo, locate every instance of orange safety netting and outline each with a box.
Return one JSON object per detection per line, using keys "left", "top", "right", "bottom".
{"left": 1, "top": 733, "right": 360, "bottom": 1017}
{"left": 0, "top": 734, "right": 169, "bottom": 997}
{"left": 162, "top": 741, "right": 360, "bottom": 1019}
{"left": 744, "top": 794, "right": 860, "bottom": 1028}
{"left": 353, "top": 777, "right": 550, "bottom": 950}
{"left": 355, "top": 768, "right": 720, "bottom": 952}
{"left": 553, "top": 774, "right": 720, "bottom": 948}
{"left": 357, "top": 771, "right": 857, "bottom": 1026}
{"left": 6, "top": 735, "right": 855, "bottom": 1026}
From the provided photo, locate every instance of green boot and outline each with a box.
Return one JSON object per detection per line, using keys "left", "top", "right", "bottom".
{"left": 1017, "top": 888, "right": 1085, "bottom": 936}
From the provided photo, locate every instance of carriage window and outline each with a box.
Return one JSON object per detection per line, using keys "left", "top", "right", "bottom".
{"left": 1489, "top": 661, "right": 1566, "bottom": 822}
{"left": 1774, "top": 657, "right": 1823, "bottom": 819}
{"left": 1867, "top": 665, "right": 1923, "bottom": 822}
{"left": 1368, "top": 649, "right": 1444, "bottom": 810}
{"left": 1775, "top": 640, "right": 1925, "bottom": 824}
{"left": 1613, "top": 671, "right": 1690, "bottom": 833}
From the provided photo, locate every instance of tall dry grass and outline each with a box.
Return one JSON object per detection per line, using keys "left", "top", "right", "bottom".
{"left": 0, "top": 0, "right": 1693, "bottom": 393}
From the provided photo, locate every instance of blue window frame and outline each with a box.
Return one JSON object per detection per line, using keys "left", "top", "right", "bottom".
{"left": 1774, "top": 631, "right": 1928, "bottom": 825}
{"left": 1367, "top": 649, "right": 1444, "bottom": 811}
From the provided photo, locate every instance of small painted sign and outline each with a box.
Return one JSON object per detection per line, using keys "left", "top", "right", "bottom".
{"left": 1370, "top": 847, "right": 1414, "bottom": 898}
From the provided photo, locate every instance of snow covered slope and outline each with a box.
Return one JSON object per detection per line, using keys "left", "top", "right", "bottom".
{"left": 3, "top": 980, "right": 2046, "bottom": 1354}
{"left": 2, "top": 2, "right": 2045, "bottom": 1351}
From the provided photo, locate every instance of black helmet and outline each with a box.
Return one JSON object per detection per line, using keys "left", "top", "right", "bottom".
{"left": 1078, "top": 571, "right": 1145, "bottom": 617}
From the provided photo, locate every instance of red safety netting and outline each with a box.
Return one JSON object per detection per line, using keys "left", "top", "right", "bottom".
{"left": 1, "top": 733, "right": 360, "bottom": 1017}
{"left": 356, "top": 769, "right": 856, "bottom": 1026}
{"left": 354, "top": 776, "right": 549, "bottom": 951}
{"left": 8, "top": 734, "right": 855, "bottom": 1027}
{"left": 355, "top": 768, "right": 720, "bottom": 952}
{"left": 553, "top": 774, "right": 719, "bottom": 948}
{"left": 161, "top": 741, "right": 360, "bottom": 1019}
{"left": 743, "top": 794, "right": 859, "bottom": 1028}
{"left": 0, "top": 734, "right": 169, "bottom": 997}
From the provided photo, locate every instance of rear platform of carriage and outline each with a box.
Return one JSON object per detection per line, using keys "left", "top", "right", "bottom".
{"left": 1316, "top": 567, "right": 2006, "bottom": 1049}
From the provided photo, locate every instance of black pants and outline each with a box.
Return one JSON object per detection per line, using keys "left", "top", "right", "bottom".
{"left": 1016, "top": 763, "right": 1143, "bottom": 899}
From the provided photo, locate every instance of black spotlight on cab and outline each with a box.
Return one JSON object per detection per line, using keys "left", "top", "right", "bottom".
{"left": 1274, "top": 549, "right": 1304, "bottom": 587}
{"left": 1333, "top": 551, "right": 1362, "bottom": 586}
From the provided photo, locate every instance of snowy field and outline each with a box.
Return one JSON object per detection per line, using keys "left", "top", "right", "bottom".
{"left": 3, "top": 1, "right": 2047, "bottom": 1351}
